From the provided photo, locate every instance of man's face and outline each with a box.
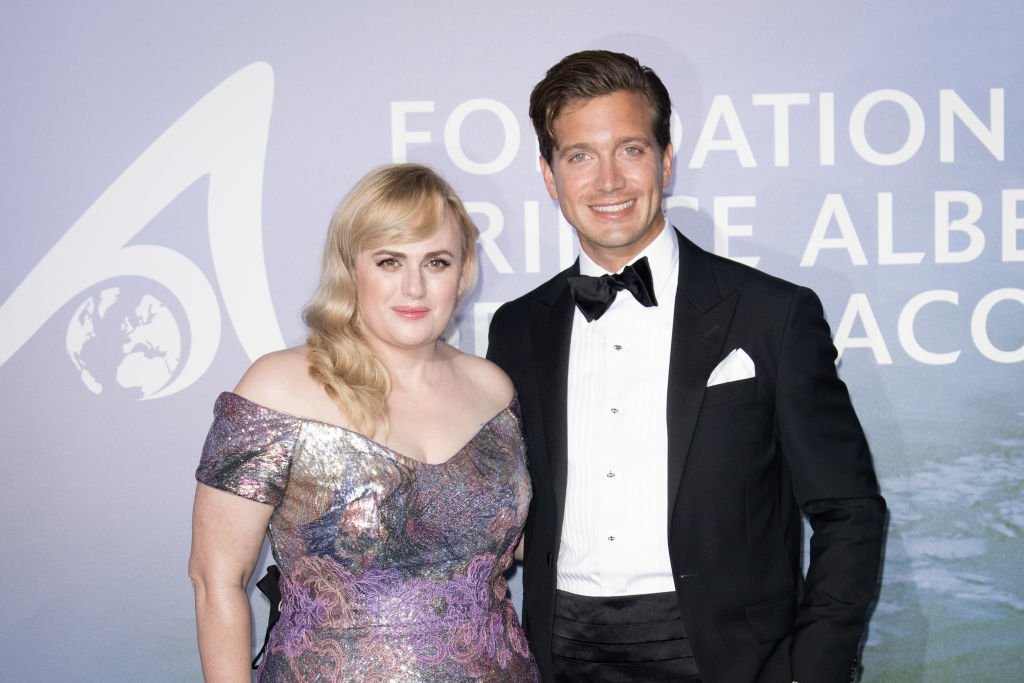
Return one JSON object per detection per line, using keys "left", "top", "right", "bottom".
{"left": 540, "top": 90, "right": 673, "bottom": 272}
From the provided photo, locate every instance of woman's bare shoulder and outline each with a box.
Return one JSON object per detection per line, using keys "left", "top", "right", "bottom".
{"left": 449, "top": 348, "right": 515, "bottom": 412}
{"left": 232, "top": 346, "right": 324, "bottom": 415}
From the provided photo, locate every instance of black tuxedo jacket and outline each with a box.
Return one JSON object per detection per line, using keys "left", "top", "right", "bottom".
{"left": 487, "top": 230, "right": 886, "bottom": 683}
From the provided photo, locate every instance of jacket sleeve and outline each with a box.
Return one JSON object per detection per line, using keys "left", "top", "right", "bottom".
{"left": 486, "top": 302, "right": 518, "bottom": 370}
{"left": 774, "top": 287, "right": 887, "bottom": 682}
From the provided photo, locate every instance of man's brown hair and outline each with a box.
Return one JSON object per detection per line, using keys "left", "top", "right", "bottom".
{"left": 529, "top": 49, "right": 672, "bottom": 163}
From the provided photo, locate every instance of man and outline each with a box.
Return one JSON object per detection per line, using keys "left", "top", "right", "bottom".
{"left": 487, "top": 50, "right": 886, "bottom": 682}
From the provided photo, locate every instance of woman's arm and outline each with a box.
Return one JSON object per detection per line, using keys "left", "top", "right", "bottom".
{"left": 188, "top": 483, "right": 274, "bottom": 682}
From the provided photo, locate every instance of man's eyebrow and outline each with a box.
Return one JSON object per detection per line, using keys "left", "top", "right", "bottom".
{"left": 557, "top": 142, "right": 593, "bottom": 155}
{"left": 598, "top": 135, "right": 656, "bottom": 149}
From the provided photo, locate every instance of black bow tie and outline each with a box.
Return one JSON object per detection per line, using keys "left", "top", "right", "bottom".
{"left": 567, "top": 256, "right": 659, "bottom": 322}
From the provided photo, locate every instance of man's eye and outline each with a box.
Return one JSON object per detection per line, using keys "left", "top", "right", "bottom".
{"left": 570, "top": 152, "right": 589, "bottom": 162}
{"left": 624, "top": 146, "right": 643, "bottom": 155}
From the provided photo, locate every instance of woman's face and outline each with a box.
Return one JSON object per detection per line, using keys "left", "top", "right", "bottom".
{"left": 353, "top": 214, "right": 467, "bottom": 354}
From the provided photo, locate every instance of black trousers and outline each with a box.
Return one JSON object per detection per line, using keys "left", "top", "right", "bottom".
{"left": 551, "top": 589, "right": 702, "bottom": 682}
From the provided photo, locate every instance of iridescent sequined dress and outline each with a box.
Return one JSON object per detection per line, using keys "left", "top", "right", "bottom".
{"left": 196, "top": 392, "right": 539, "bottom": 682}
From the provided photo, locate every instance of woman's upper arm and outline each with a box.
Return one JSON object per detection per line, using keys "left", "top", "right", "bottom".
{"left": 189, "top": 483, "right": 274, "bottom": 586}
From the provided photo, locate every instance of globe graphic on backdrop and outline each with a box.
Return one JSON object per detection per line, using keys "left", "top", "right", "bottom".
{"left": 66, "top": 286, "right": 183, "bottom": 398}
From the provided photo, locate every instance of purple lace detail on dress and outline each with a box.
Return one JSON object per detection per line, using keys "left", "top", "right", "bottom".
{"left": 197, "top": 392, "right": 538, "bottom": 682}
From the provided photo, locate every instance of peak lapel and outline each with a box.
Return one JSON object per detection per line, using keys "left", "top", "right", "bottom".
{"left": 530, "top": 267, "right": 577, "bottom": 534}
{"left": 666, "top": 233, "right": 737, "bottom": 521}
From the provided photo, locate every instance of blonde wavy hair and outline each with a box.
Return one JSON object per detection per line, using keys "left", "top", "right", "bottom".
{"left": 302, "top": 163, "right": 479, "bottom": 437}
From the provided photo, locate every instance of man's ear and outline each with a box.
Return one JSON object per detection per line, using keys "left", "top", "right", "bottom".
{"left": 540, "top": 155, "right": 559, "bottom": 201}
{"left": 661, "top": 142, "right": 674, "bottom": 190}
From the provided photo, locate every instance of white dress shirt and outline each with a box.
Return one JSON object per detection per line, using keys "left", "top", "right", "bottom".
{"left": 558, "top": 225, "right": 680, "bottom": 596}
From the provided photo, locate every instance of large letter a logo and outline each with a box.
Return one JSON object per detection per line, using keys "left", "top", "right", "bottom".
{"left": 0, "top": 62, "right": 285, "bottom": 399}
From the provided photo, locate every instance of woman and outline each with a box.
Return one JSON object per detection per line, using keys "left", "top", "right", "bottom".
{"left": 188, "top": 164, "right": 539, "bottom": 681}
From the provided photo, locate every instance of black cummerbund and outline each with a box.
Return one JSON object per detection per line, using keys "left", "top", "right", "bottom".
{"left": 551, "top": 589, "right": 701, "bottom": 681}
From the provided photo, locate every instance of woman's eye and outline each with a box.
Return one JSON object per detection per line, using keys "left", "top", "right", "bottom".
{"left": 426, "top": 258, "right": 451, "bottom": 269}
{"left": 376, "top": 257, "right": 400, "bottom": 269}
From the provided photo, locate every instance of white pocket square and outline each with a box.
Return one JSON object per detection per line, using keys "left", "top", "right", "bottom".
{"left": 706, "top": 348, "right": 755, "bottom": 387}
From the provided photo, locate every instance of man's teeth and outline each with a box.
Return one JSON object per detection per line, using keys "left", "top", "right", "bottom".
{"left": 592, "top": 200, "right": 634, "bottom": 213}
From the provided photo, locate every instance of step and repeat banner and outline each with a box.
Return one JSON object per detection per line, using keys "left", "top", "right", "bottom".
{"left": 2, "top": 2, "right": 1021, "bottom": 680}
